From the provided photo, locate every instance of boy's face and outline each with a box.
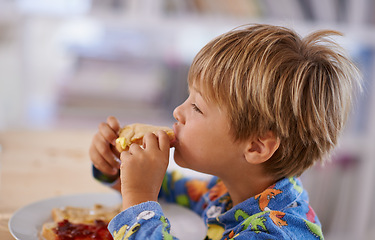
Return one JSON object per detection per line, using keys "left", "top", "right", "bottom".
{"left": 172, "top": 85, "right": 246, "bottom": 176}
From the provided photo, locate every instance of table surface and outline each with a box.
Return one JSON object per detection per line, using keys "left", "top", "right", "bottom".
{"left": 0, "top": 130, "right": 114, "bottom": 239}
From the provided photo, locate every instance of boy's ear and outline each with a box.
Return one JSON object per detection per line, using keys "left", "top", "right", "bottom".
{"left": 244, "top": 131, "right": 280, "bottom": 164}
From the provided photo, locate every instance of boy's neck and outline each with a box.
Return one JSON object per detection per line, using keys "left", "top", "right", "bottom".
{"left": 220, "top": 165, "right": 276, "bottom": 206}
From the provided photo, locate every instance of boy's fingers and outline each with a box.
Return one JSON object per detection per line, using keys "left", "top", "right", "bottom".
{"left": 107, "top": 116, "right": 121, "bottom": 133}
{"left": 128, "top": 143, "right": 143, "bottom": 155}
{"left": 155, "top": 130, "right": 171, "bottom": 152}
{"left": 142, "top": 132, "right": 158, "bottom": 150}
{"left": 90, "top": 145, "right": 118, "bottom": 175}
{"left": 142, "top": 131, "right": 170, "bottom": 151}
{"left": 98, "top": 122, "right": 118, "bottom": 146}
{"left": 91, "top": 134, "right": 119, "bottom": 168}
{"left": 120, "top": 151, "right": 129, "bottom": 162}
{"left": 93, "top": 135, "right": 121, "bottom": 169}
{"left": 110, "top": 144, "right": 121, "bottom": 159}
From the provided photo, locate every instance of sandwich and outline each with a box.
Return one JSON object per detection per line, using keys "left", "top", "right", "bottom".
{"left": 115, "top": 123, "right": 175, "bottom": 152}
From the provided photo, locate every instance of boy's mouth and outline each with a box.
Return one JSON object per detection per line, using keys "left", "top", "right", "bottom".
{"left": 171, "top": 123, "right": 179, "bottom": 147}
{"left": 170, "top": 138, "right": 177, "bottom": 148}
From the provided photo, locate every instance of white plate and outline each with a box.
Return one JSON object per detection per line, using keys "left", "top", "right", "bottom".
{"left": 8, "top": 192, "right": 207, "bottom": 240}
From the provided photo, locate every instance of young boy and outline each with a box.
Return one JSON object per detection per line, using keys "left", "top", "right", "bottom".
{"left": 89, "top": 24, "right": 361, "bottom": 239}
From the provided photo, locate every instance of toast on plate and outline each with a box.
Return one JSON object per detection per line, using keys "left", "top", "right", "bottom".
{"left": 41, "top": 204, "right": 120, "bottom": 240}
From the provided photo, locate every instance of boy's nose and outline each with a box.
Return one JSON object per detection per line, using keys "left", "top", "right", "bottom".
{"left": 173, "top": 104, "right": 184, "bottom": 124}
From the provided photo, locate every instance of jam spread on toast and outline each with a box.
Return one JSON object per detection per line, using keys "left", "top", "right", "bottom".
{"left": 54, "top": 220, "right": 113, "bottom": 240}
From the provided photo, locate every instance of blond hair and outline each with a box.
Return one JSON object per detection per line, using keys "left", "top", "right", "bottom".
{"left": 188, "top": 24, "right": 361, "bottom": 179}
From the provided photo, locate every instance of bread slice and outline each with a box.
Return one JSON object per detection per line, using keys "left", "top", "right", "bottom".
{"left": 115, "top": 123, "right": 175, "bottom": 152}
{"left": 41, "top": 204, "right": 120, "bottom": 240}
{"left": 41, "top": 222, "right": 57, "bottom": 240}
{"left": 51, "top": 204, "right": 120, "bottom": 224}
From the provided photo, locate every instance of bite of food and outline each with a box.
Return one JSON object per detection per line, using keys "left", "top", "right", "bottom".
{"left": 115, "top": 123, "right": 175, "bottom": 152}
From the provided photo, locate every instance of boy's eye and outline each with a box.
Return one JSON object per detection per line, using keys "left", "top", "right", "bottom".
{"left": 192, "top": 104, "right": 203, "bottom": 114}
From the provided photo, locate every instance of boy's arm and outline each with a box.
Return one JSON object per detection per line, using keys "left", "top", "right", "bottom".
{"left": 119, "top": 131, "right": 170, "bottom": 209}
{"left": 93, "top": 163, "right": 212, "bottom": 213}
{"left": 107, "top": 131, "right": 179, "bottom": 239}
{"left": 108, "top": 201, "right": 178, "bottom": 240}
{"left": 92, "top": 166, "right": 213, "bottom": 213}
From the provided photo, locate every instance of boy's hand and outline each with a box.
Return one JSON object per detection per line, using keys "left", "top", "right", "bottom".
{"left": 89, "top": 116, "right": 121, "bottom": 176}
{"left": 120, "top": 130, "right": 170, "bottom": 210}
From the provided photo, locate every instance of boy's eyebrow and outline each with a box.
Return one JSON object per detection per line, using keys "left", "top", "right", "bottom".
{"left": 189, "top": 86, "right": 203, "bottom": 97}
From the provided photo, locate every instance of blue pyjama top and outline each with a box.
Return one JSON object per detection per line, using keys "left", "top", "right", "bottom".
{"left": 94, "top": 168, "right": 324, "bottom": 239}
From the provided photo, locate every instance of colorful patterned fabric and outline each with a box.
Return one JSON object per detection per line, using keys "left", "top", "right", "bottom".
{"left": 105, "top": 171, "right": 323, "bottom": 239}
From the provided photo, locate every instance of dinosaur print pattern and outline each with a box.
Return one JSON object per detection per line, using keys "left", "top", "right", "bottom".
{"left": 113, "top": 223, "right": 140, "bottom": 240}
{"left": 254, "top": 186, "right": 282, "bottom": 211}
{"left": 104, "top": 171, "right": 324, "bottom": 239}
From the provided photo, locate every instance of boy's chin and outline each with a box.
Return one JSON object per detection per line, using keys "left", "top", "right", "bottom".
{"left": 173, "top": 151, "right": 189, "bottom": 169}
{"left": 173, "top": 155, "right": 185, "bottom": 168}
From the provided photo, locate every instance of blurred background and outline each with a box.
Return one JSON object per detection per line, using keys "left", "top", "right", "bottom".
{"left": 0, "top": 0, "right": 374, "bottom": 239}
